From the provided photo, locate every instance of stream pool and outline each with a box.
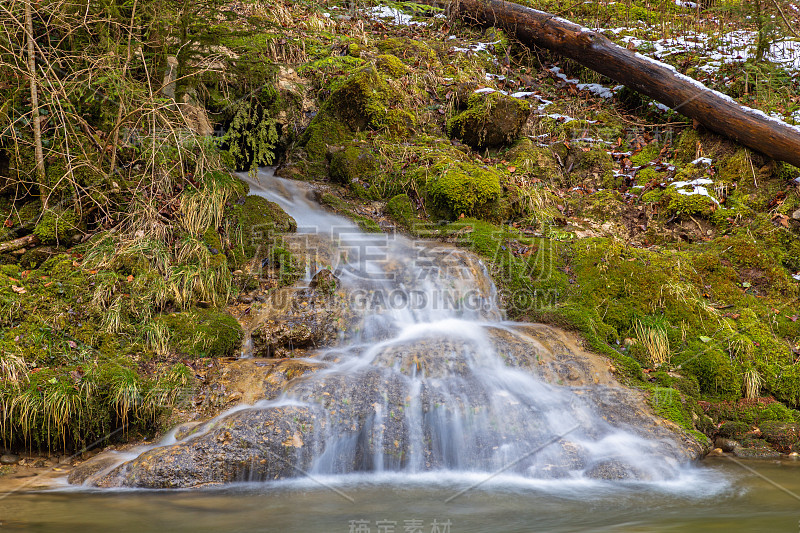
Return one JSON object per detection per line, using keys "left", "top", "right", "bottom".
{"left": 3, "top": 458, "right": 799, "bottom": 532}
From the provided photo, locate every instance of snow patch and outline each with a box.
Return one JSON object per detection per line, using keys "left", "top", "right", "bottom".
{"left": 671, "top": 178, "right": 720, "bottom": 205}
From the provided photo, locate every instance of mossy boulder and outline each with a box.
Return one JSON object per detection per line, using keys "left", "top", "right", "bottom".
{"left": 376, "top": 54, "right": 407, "bottom": 78}
{"left": 225, "top": 195, "right": 296, "bottom": 262}
{"left": 33, "top": 208, "right": 79, "bottom": 244}
{"left": 318, "top": 65, "right": 393, "bottom": 132}
{"left": 425, "top": 160, "right": 503, "bottom": 219}
{"left": 299, "top": 66, "right": 396, "bottom": 175}
{"left": 329, "top": 144, "right": 378, "bottom": 185}
{"left": 448, "top": 92, "right": 530, "bottom": 149}
{"left": 386, "top": 193, "right": 417, "bottom": 230}
{"left": 156, "top": 308, "right": 243, "bottom": 358}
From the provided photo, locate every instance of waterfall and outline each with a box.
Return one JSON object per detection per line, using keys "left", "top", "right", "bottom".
{"left": 77, "top": 169, "right": 697, "bottom": 489}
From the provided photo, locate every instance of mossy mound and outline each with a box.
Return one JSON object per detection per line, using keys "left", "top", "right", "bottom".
{"left": 329, "top": 144, "right": 378, "bottom": 185}
{"left": 448, "top": 92, "right": 530, "bottom": 149}
{"left": 386, "top": 193, "right": 417, "bottom": 230}
{"left": 376, "top": 38, "right": 437, "bottom": 65}
{"left": 504, "top": 139, "right": 562, "bottom": 184}
{"left": 225, "top": 195, "right": 297, "bottom": 262}
{"left": 317, "top": 65, "right": 393, "bottom": 132}
{"left": 156, "top": 308, "right": 243, "bottom": 358}
{"left": 425, "top": 160, "right": 503, "bottom": 219}
{"left": 572, "top": 146, "right": 615, "bottom": 188}
{"left": 33, "top": 208, "right": 80, "bottom": 244}
{"left": 376, "top": 54, "right": 407, "bottom": 78}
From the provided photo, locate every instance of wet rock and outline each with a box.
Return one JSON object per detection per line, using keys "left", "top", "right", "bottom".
{"left": 714, "top": 437, "right": 740, "bottom": 453}
{"left": 92, "top": 406, "right": 319, "bottom": 488}
{"left": 732, "top": 438, "right": 782, "bottom": 459}
{"left": 262, "top": 359, "right": 323, "bottom": 399}
{"left": 585, "top": 460, "right": 649, "bottom": 480}
{"left": 249, "top": 287, "right": 356, "bottom": 358}
{"left": 67, "top": 455, "right": 125, "bottom": 485}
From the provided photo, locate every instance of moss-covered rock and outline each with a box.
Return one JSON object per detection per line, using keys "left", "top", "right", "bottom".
{"left": 717, "top": 420, "right": 750, "bottom": 439}
{"left": 329, "top": 144, "right": 378, "bottom": 185}
{"left": 425, "top": 160, "right": 503, "bottom": 219}
{"left": 318, "top": 65, "right": 393, "bottom": 132}
{"left": 376, "top": 54, "right": 407, "bottom": 78}
{"left": 318, "top": 193, "right": 383, "bottom": 233}
{"left": 156, "top": 308, "right": 243, "bottom": 358}
{"left": 225, "top": 195, "right": 297, "bottom": 262}
{"left": 573, "top": 146, "right": 615, "bottom": 188}
{"left": 33, "top": 208, "right": 79, "bottom": 244}
{"left": 757, "top": 421, "right": 799, "bottom": 451}
{"left": 448, "top": 91, "right": 530, "bottom": 149}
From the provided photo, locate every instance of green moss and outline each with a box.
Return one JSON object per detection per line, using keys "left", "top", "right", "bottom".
{"left": 630, "top": 143, "right": 662, "bottom": 166}
{"left": 384, "top": 108, "right": 416, "bottom": 137}
{"left": 376, "top": 37, "right": 437, "bottom": 64}
{"left": 319, "top": 193, "right": 383, "bottom": 233}
{"left": 663, "top": 187, "right": 718, "bottom": 217}
{"left": 225, "top": 195, "right": 296, "bottom": 261}
{"left": 574, "top": 146, "right": 615, "bottom": 188}
{"left": 299, "top": 65, "right": 400, "bottom": 175}
{"left": 581, "top": 189, "right": 625, "bottom": 221}
{"left": 672, "top": 128, "right": 702, "bottom": 164}
{"left": 321, "top": 65, "right": 393, "bottom": 132}
{"left": 156, "top": 308, "right": 243, "bottom": 358}
{"left": 650, "top": 387, "right": 693, "bottom": 430}
{"left": 263, "top": 245, "right": 303, "bottom": 287}
{"left": 636, "top": 166, "right": 666, "bottom": 184}
{"left": 504, "top": 138, "right": 561, "bottom": 184}
{"left": 425, "top": 160, "right": 502, "bottom": 219}
{"left": 33, "top": 208, "right": 79, "bottom": 244}
{"left": 300, "top": 115, "right": 351, "bottom": 171}
{"left": 448, "top": 91, "right": 530, "bottom": 149}
{"left": 376, "top": 54, "right": 407, "bottom": 78}
{"left": 681, "top": 342, "right": 742, "bottom": 399}
{"left": 329, "top": 144, "right": 378, "bottom": 185}
{"left": 774, "top": 161, "right": 800, "bottom": 182}
{"left": 717, "top": 421, "right": 750, "bottom": 439}
{"left": 386, "top": 193, "right": 417, "bottom": 230}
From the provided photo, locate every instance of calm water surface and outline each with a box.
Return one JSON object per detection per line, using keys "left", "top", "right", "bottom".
{"left": 3, "top": 459, "right": 800, "bottom": 532}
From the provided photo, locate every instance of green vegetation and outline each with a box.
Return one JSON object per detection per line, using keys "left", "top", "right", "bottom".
{"left": 2, "top": 0, "right": 800, "bottom": 457}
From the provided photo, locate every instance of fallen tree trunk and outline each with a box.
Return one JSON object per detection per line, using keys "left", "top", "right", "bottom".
{"left": 428, "top": 0, "right": 800, "bottom": 168}
{"left": 0, "top": 234, "right": 39, "bottom": 254}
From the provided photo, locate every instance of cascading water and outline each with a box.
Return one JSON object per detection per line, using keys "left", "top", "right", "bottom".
{"left": 77, "top": 168, "right": 700, "bottom": 489}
